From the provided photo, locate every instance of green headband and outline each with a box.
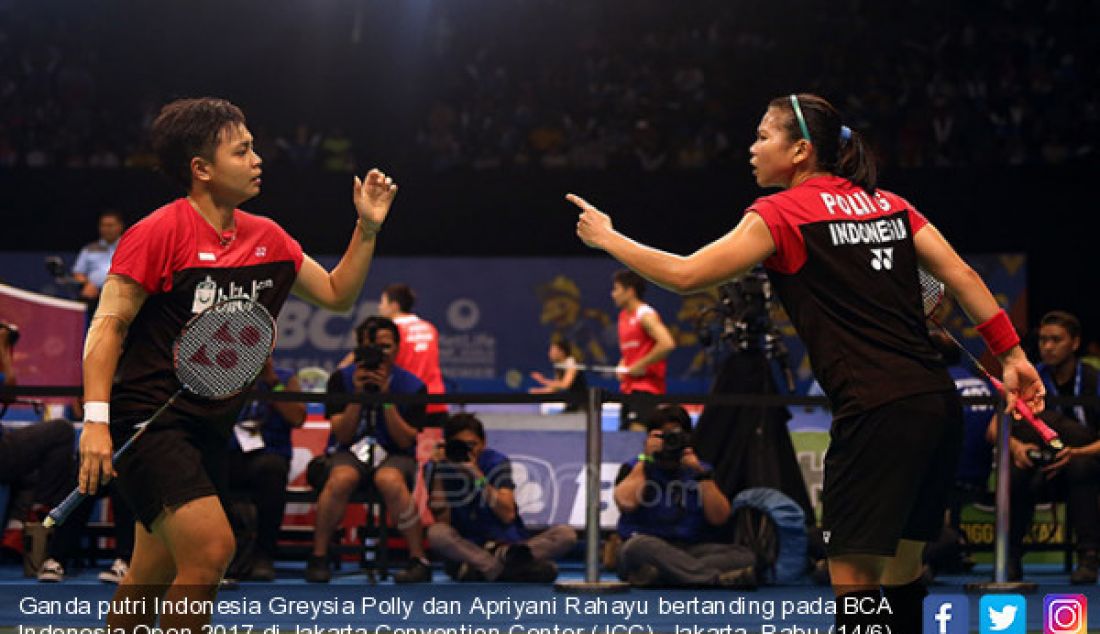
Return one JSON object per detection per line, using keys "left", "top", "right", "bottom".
{"left": 789, "top": 94, "right": 812, "bottom": 143}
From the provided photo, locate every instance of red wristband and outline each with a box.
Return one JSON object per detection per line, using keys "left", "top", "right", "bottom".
{"left": 976, "top": 309, "right": 1020, "bottom": 356}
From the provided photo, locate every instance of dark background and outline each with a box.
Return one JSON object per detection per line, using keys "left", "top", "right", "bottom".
{"left": 1, "top": 0, "right": 1096, "bottom": 341}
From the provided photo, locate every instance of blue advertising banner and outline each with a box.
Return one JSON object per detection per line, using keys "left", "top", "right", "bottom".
{"left": 0, "top": 251, "right": 1027, "bottom": 404}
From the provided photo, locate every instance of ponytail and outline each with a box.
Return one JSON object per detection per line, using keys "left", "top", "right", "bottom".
{"left": 836, "top": 128, "right": 877, "bottom": 193}
{"left": 769, "top": 93, "right": 878, "bottom": 193}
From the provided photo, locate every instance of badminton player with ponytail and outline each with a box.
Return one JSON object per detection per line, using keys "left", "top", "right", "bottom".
{"left": 77, "top": 98, "right": 398, "bottom": 631}
{"left": 568, "top": 93, "right": 1043, "bottom": 634}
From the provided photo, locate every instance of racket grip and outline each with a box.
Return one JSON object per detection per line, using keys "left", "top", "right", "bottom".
{"left": 989, "top": 377, "right": 1062, "bottom": 449}
{"left": 44, "top": 427, "right": 146, "bottom": 528}
{"left": 44, "top": 488, "right": 87, "bottom": 528}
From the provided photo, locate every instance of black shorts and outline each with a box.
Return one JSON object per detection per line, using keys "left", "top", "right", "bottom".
{"left": 821, "top": 389, "right": 963, "bottom": 557}
{"left": 620, "top": 390, "right": 660, "bottom": 431}
{"left": 112, "top": 421, "right": 228, "bottom": 531}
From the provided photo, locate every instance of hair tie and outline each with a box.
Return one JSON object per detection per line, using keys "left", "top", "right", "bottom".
{"left": 839, "top": 125, "right": 852, "bottom": 143}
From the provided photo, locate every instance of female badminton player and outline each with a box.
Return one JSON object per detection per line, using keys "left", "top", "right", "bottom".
{"left": 78, "top": 97, "right": 398, "bottom": 630}
{"left": 568, "top": 93, "right": 1044, "bottom": 634}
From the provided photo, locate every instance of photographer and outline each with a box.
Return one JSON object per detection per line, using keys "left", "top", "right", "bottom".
{"left": 310, "top": 316, "right": 429, "bottom": 583}
{"left": 425, "top": 413, "right": 576, "bottom": 582}
{"left": 225, "top": 355, "right": 307, "bottom": 581}
{"left": 613, "top": 405, "right": 757, "bottom": 587}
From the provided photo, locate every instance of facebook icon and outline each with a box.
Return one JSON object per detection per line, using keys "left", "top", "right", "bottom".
{"left": 924, "top": 595, "right": 969, "bottom": 634}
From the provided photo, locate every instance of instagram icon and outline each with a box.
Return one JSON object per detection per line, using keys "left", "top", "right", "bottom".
{"left": 1044, "top": 594, "right": 1087, "bottom": 634}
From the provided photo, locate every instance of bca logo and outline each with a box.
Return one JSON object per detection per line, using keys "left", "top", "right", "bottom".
{"left": 871, "top": 247, "right": 894, "bottom": 270}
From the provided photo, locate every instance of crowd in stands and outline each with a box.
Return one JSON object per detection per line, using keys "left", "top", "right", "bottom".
{"left": 0, "top": 0, "right": 1096, "bottom": 173}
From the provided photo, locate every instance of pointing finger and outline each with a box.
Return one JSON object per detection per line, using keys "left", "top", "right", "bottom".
{"left": 565, "top": 193, "right": 588, "bottom": 210}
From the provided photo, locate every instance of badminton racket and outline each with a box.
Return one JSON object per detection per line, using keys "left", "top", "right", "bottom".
{"left": 45, "top": 297, "right": 277, "bottom": 527}
{"left": 919, "top": 269, "right": 1060, "bottom": 450}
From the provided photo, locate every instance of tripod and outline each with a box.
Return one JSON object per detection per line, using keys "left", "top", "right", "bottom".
{"left": 693, "top": 348, "right": 815, "bottom": 523}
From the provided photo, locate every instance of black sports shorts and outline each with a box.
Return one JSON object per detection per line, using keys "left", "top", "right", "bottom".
{"left": 821, "top": 389, "right": 963, "bottom": 557}
{"left": 111, "top": 418, "right": 228, "bottom": 531}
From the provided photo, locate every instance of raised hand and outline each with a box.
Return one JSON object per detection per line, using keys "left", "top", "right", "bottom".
{"left": 354, "top": 168, "right": 399, "bottom": 233}
{"left": 566, "top": 193, "right": 615, "bottom": 249}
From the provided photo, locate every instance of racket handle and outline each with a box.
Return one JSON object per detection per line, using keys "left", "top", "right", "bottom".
{"left": 989, "top": 377, "right": 1062, "bottom": 450}
{"left": 43, "top": 488, "right": 87, "bottom": 528}
{"left": 43, "top": 423, "right": 151, "bottom": 528}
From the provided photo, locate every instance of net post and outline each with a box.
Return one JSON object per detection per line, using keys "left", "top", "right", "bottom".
{"left": 966, "top": 406, "right": 1036, "bottom": 593}
{"left": 555, "top": 387, "right": 628, "bottom": 593}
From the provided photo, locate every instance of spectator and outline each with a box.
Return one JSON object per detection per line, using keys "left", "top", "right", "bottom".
{"left": 992, "top": 310, "right": 1100, "bottom": 584}
{"left": 990, "top": 407, "right": 1100, "bottom": 584}
{"left": 36, "top": 483, "right": 134, "bottom": 585}
{"left": 0, "top": 320, "right": 78, "bottom": 559}
{"left": 309, "top": 316, "right": 429, "bottom": 583}
{"left": 1036, "top": 311, "right": 1100, "bottom": 427}
{"left": 612, "top": 405, "right": 757, "bottom": 587}
{"left": 71, "top": 210, "right": 124, "bottom": 310}
{"left": 426, "top": 413, "right": 576, "bottom": 581}
{"left": 225, "top": 356, "right": 307, "bottom": 581}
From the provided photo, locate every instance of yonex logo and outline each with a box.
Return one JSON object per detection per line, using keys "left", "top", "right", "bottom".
{"left": 189, "top": 322, "right": 265, "bottom": 370}
{"left": 871, "top": 247, "right": 894, "bottom": 270}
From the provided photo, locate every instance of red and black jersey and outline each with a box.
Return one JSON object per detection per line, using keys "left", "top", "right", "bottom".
{"left": 749, "top": 175, "right": 954, "bottom": 419}
{"left": 108, "top": 198, "right": 304, "bottom": 433}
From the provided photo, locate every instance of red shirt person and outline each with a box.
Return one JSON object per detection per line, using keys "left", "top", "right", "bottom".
{"left": 611, "top": 269, "right": 674, "bottom": 430}
{"left": 77, "top": 98, "right": 399, "bottom": 628}
{"left": 379, "top": 283, "right": 448, "bottom": 423}
{"left": 568, "top": 93, "right": 1043, "bottom": 632}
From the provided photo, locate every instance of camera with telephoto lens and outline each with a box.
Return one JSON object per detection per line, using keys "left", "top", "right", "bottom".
{"left": 0, "top": 321, "right": 19, "bottom": 346}
{"left": 655, "top": 430, "right": 690, "bottom": 464}
{"left": 354, "top": 343, "right": 385, "bottom": 370}
{"left": 444, "top": 438, "right": 474, "bottom": 463}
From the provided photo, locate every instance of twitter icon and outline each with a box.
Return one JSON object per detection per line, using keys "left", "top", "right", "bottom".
{"left": 981, "top": 594, "right": 1027, "bottom": 634}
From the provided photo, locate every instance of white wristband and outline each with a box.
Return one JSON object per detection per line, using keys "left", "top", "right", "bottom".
{"left": 84, "top": 401, "right": 110, "bottom": 424}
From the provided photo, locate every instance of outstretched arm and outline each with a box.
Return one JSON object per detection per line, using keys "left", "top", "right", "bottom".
{"left": 293, "top": 169, "right": 398, "bottom": 311}
{"left": 567, "top": 194, "right": 775, "bottom": 294}
{"left": 915, "top": 223, "right": 1044, "bottom": 414}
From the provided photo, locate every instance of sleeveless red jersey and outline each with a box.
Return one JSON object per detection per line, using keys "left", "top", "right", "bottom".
{"left": 618, "top": 303, "right": 667, "bottom": 394}
{"left": 393, "top": 313, "right": 447, "bottom": 414}
{"left": 748, "top": 175, "right": 954, "bottom": 418}
{"left": 108, "top": 199, "right": 303, "bottom": 432}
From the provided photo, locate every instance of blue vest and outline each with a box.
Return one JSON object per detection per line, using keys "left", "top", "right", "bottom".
{"left": 327, "top": 363, "right": 425, "bottom": 455}
{"left": 1037, "top": 360, "right": 1100, "bottom": 430}
{"left": 616, "top": 457, "right": 717, "bottom": 543}
{"left": 435, "top": 447, "right": 527, "bottom": 545}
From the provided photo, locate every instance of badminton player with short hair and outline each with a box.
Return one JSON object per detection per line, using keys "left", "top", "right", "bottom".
{"left": 78, "top": 97, "right": 398, "bottom": 630}
{"left": 568, "top": 93, "right": 1044, "bottom": 634}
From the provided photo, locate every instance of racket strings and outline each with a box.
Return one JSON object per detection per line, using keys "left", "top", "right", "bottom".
{"left": 175, "top": 301, "right": 276, "bottom": 399}
{"left": 919, "top": 268, "right": 946, "bottom": 319}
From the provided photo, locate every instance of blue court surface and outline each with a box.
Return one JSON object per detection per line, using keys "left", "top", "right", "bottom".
{"left": 2, "top": 562, "right": 1098, "bottom": 633}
